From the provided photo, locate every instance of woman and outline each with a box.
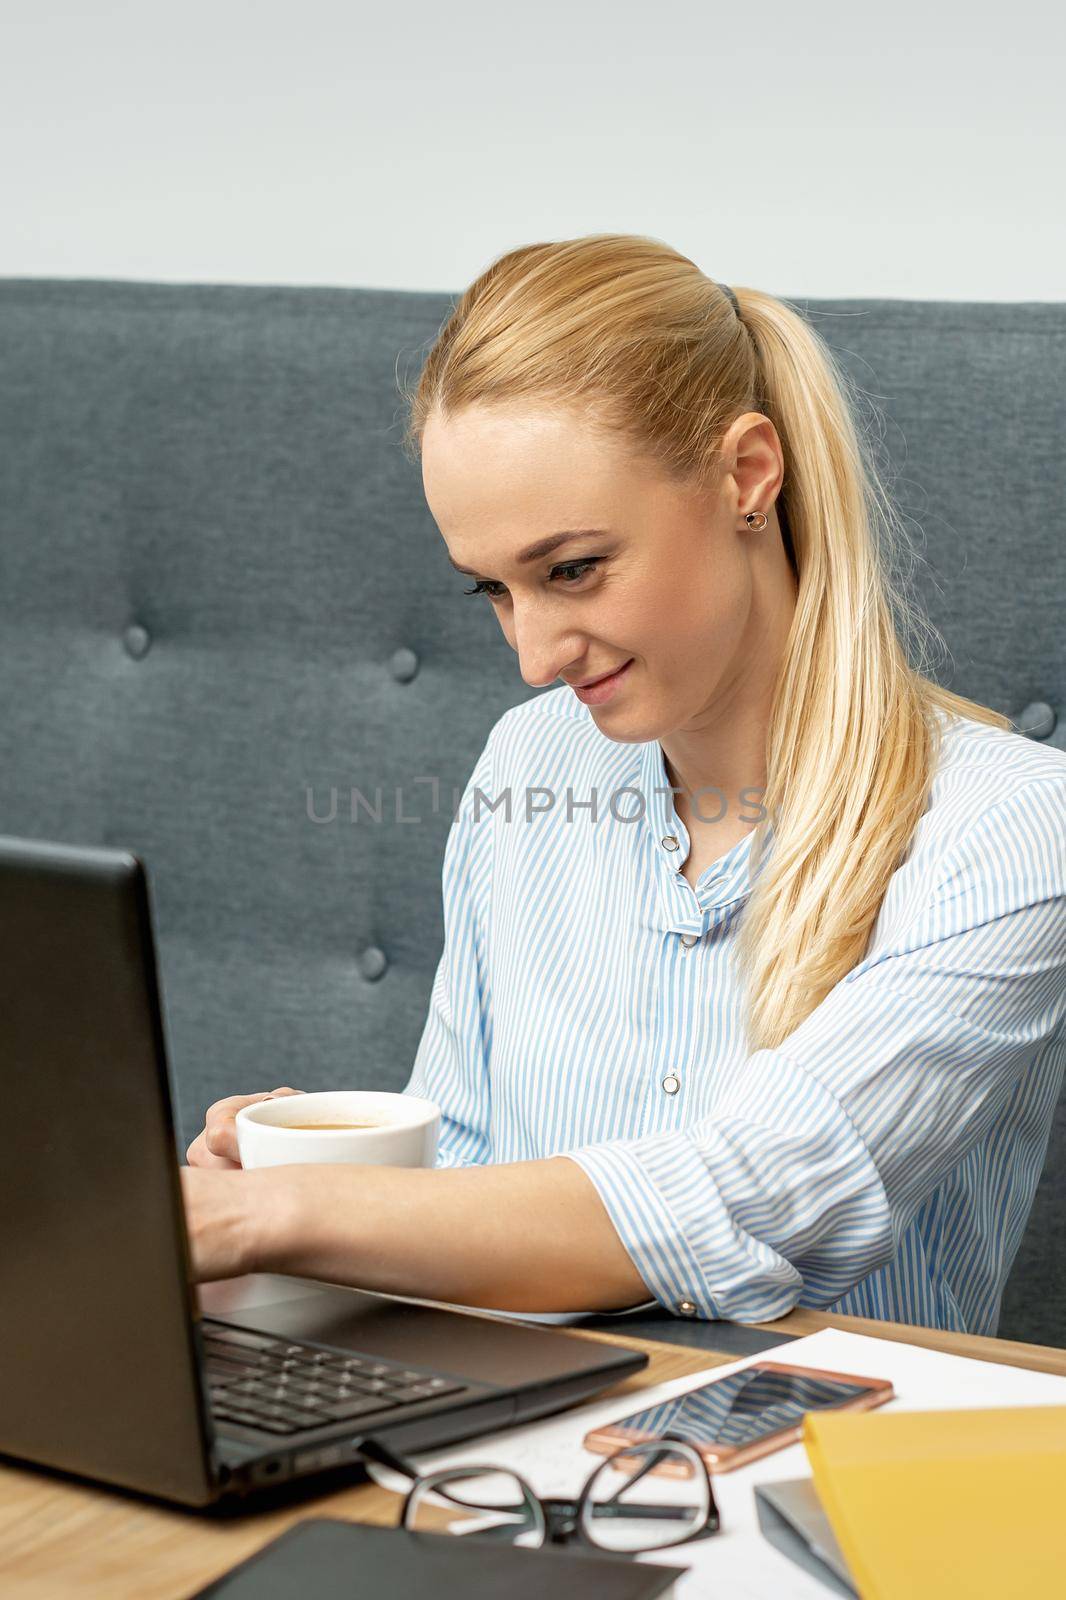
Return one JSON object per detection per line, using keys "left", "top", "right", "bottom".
{"left": 182, "top": 234, "right": 1066, "bottom": 1335}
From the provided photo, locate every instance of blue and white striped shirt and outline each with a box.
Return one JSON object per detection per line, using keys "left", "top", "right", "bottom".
{"left": 404, "top": 689, "right": 1066, "bottom": 1333}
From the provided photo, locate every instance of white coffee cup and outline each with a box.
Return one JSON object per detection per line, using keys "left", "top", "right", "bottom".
{"left": 235, "top": 1090, "right": 440, "bottom": 1170}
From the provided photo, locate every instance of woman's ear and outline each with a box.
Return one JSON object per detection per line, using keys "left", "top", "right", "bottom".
{"left": 729, "top": 413, "right": 785, "bottom": 514}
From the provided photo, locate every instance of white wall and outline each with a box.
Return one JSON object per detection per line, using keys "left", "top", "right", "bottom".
{"left": 3, "top": 0, "right": 1063, "bottom": 300}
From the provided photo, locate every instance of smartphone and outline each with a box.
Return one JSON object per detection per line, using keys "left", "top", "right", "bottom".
{"left": 584, "top": 1360, "right": 894, "bottom": 1473}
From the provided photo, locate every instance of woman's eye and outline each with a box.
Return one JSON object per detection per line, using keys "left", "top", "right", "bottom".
{"left": 462, "top": 558, "right": 600, "bottom": 600}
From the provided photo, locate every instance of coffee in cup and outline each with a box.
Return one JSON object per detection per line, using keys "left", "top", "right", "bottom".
{"left": 268, "top": 1118, "right": 386, "bottom": 1130}
{"left": 235, "top": 1091, "right": 440, "bottom": 1170}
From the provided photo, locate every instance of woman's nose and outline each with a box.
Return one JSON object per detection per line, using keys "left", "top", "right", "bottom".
{"left": 511, "top": 618, "right": 578, "bottom": 690}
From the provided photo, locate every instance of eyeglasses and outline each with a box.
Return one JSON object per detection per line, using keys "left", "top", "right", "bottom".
{"left": 357, "top": 1433, "right": 721, "bottom": 1557}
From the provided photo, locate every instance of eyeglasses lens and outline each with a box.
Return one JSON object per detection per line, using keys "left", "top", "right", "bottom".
{"left": 404, "top": 1467, "right": 544, "bottom": 1548}
{"left": 581, "top": 1442, "right": 711, "bottom": 1553}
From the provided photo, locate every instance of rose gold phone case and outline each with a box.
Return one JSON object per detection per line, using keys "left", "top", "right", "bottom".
{"left": 584, "top": 1360, "right": 895, "bottom": 1473}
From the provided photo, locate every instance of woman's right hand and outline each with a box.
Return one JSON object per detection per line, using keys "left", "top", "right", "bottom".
{"left": 185, "top": 1086, "right": 306, "bottom": 1170}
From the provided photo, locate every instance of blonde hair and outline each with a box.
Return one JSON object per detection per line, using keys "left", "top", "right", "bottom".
{"left": 399, "top": 233, "right": 1011, "bottom": 1053}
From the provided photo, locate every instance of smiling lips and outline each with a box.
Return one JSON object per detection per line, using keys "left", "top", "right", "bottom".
{"left": 569, "top": 660, "right": 635, "bottom": 705}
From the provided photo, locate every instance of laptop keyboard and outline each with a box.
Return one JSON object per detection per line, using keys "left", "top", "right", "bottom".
{"left": 201, "top": 1319, "right": 469, "bottom": 1436}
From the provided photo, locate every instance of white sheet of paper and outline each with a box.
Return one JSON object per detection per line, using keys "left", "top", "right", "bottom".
{"left": 365, "top": 1324, "right": 1066, "bottom": 1599}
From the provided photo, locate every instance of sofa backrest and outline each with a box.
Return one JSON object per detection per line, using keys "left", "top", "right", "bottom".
{"left": 1, "top": 279, "right": 1062, "bottom": 1344}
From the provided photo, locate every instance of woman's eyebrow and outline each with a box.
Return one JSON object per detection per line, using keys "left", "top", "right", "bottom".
{"left": 447, "top": 528, "right": 613, "bottom": 576}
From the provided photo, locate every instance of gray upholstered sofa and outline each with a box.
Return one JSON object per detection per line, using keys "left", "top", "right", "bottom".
{"left": 1, "top": 279, "right": 1062, "bottom": 1346}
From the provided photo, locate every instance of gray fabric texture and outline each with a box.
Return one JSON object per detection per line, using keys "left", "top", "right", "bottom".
{"left": 0, "top": 279, "right": 1062, "bottom": 1346}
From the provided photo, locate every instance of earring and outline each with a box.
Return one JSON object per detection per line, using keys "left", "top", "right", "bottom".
{"left": 745, "top": 511, "right": 768, "bottom": 531}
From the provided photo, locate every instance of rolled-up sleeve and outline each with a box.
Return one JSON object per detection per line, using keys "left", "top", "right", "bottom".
{"left": 403, "top": 721, "right": 500, "bottom": 1169}
{"left": 564, "top": 775, "right": 1066, "bottom": 1323}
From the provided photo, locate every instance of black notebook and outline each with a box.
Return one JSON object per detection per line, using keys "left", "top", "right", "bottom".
{"left": 187, "top": 1516, "right": 687, "bottom": 1598}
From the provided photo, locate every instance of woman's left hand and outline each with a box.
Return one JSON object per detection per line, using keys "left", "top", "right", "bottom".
{"left": 179, "top": 1164, "right": 264, "bottom": 1282}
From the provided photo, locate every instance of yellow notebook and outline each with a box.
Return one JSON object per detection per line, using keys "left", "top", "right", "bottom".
{"left": 802, "top": 1405, "right": 1066, "bottom": 1600}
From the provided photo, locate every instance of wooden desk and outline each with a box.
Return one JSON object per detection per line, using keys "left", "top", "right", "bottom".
{"left": 2, "top": 1308, "right": 1064, "bottom": 1599}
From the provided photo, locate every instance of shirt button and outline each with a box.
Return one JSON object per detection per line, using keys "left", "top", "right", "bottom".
{"left": 662, "top": 1074, "right": 680, "bottom": 1095}
{"left": 679, "top": 932, "right": 699, "bottom": 948}
{"left": 676, "top": 1300, "right": 698, "bottom": 1316}
{"left": 661, "top": 835, "right": 680, "bottom": 852}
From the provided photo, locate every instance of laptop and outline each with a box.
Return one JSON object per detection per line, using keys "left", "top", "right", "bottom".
{"left": 0, "top": 833, "right": 647, "bottom": 1509}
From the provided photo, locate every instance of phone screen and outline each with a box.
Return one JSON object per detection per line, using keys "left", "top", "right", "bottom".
{"left": 610, "top": 1367, "right": 879, "bottom": 1451}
